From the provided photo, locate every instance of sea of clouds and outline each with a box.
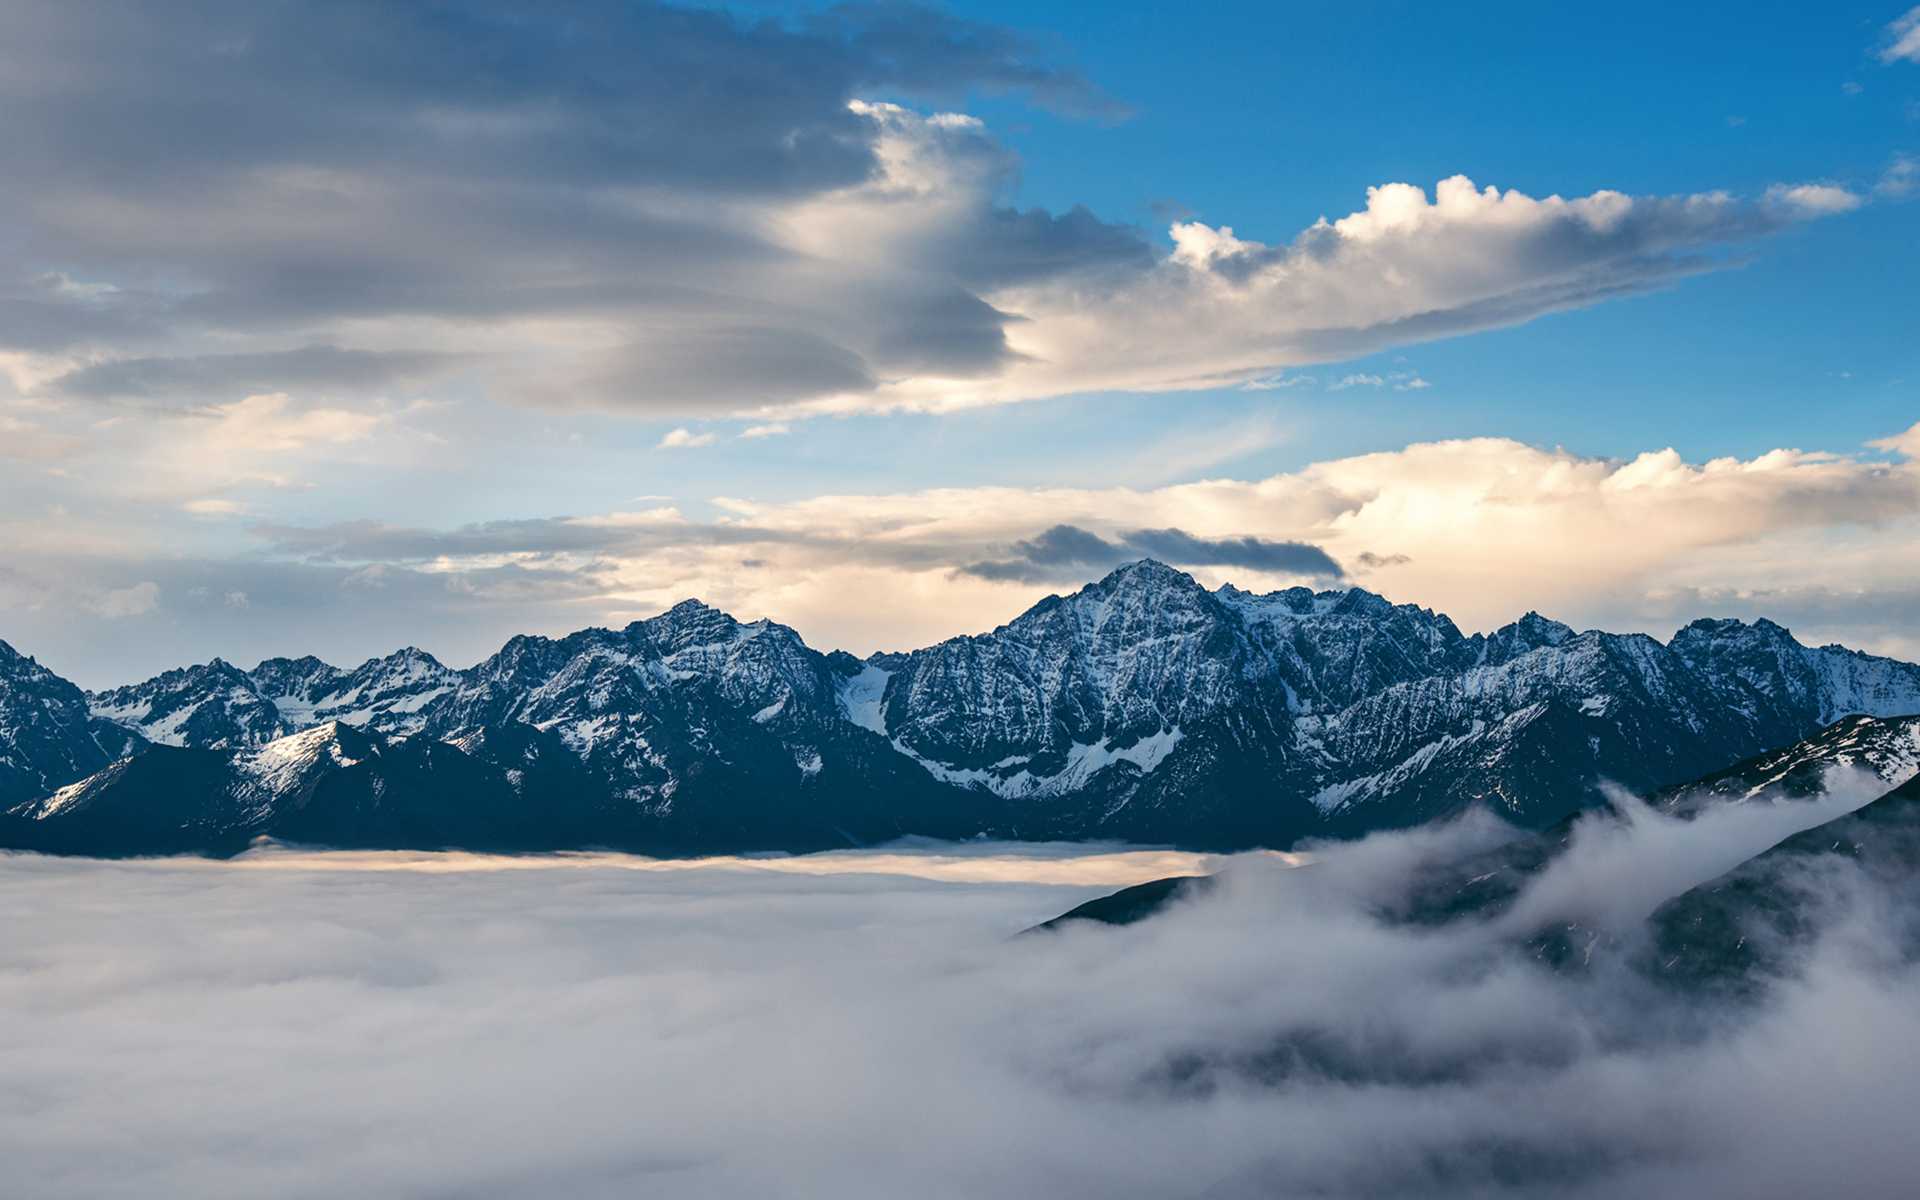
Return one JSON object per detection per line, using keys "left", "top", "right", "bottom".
{"left": 2, "top": 782, "right": 1916, "bottom": 1199}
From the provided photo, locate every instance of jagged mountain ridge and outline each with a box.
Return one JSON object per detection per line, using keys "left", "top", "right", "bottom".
{"left": 88, "top": 646, "right": 460, "bottom": 748}
{"left": 1035, "top": 713, "right": 1920, "bottom": 944}
{"left": 1657, "top": 712, "right": 1920, "bottom": 812}
{"left": 865, "top": 561, "right": 1920, "bottom": 840}
{"left": 4, "top": 560, "right": 1919, "bottom": 855}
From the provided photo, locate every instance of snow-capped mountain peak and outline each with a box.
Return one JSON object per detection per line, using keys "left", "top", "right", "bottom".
{"left": 88, "top": 643, "right": 462, "bottom": 749}
{"left": 0, "top": 638, "right": 136, "bottom": 806}
{"left": 88, "top": 658, "right": 291, "bottom": 749}
{"left": 13, "top": 563, "right": 1920, "bottom": 854}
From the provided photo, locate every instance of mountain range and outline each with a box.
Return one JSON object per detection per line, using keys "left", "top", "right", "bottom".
{"left": 4, "top": 560, "right": 1918, "bottom": 857}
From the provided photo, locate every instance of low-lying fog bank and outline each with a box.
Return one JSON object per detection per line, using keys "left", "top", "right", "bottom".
{"left": 3, "top": 789, "right": 1916, "bottom": 1199}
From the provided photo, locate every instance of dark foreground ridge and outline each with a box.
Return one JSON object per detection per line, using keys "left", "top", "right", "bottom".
{"left": 1025, "top": 875, "right": 1217, "bottom": 934}
{"left": 1030, "top": 716, "right": 1920, "bottom": 982}
{"left": 4, "top": 562, "right": 1919, "bottom": 857}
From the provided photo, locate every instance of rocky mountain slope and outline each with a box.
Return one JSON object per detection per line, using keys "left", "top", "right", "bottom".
{"left": 1657, "top": 712, "right": 1920, "bottom": 810}
{"left": 4, "top": 561, "right": 1919, "bottom": 856}
{"left": 0, "top": 639, "right": 143, "bottom": 808}
{"left": 1037, "top": 714, "right": 1920, "bottom": 962}
{"left": 1641, "top": 770, "right": 1920, "bottom": 991}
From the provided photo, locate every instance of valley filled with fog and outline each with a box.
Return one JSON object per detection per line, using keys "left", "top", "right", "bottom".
{"left": 5, "top": 783, "right": 1917, "bottom": 1200}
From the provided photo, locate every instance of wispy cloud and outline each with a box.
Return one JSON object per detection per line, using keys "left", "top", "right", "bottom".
{"left": 1240, "top": 373, "right": 1317, "bottom": 391}
{"left": 1882, "top": 5, "right": 1920, "bottom": 63}
{"left": 82, "top": 579, "right": 159, "bottom": 618}
{"left": 1327, "top": 371, "right": 1430, "bottom": 392}
{"left": 657, "top": 427, "right": 717, "bottom": 449}
{"left": 1876, "top": 154, "right": 1919, "bottom": 200}
{"left": 1329, "top": 373, "right": 1386, "bottom": 391}
{"left": 182, "top": 498, "right": 246, "bottom": 517}
{"left": 1764, "top": 182, "right": 1865, "bottom": 216}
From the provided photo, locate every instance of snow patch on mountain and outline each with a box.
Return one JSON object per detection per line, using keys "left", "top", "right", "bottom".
{"left": 236, "top": 723, "right": 361, "bottom": 788}
{"left": 894, "top": 726, "right": 1184, "bottom": 799}
{"left": 838, "top": 664, "right": 892, "bottom": 735}
{"left": 1731, "top": 716, "right": 1920, "bottom": 801}
{"left": 752, "top": 696, "right": 788, "bottom": 724}
{"left": 34, "top": 776, "right": 97, "bottom": 819}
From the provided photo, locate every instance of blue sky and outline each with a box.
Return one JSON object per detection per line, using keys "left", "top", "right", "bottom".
{"left": 0, "top": 0, "right": 1915, "bottom": 684}
{"left": 789, "top": 0, "right": 1920, "bottom": 471}
{"left": 478, "top": 0, "right": 1920, "bottom": 500}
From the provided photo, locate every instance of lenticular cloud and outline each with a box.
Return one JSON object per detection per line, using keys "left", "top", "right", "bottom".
{"left": 2, "top": 788, "right": 1918, "bottom": 1200}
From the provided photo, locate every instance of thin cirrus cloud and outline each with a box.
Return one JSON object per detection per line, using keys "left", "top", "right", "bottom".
{"left": 1876, "top": 154, "right": 1918, "bottom": 199}
{"left": 1329, "top": 374, "right": 1387, "bottom": 391}
{"left": 191, "top": 393, "right": 385, "bottom": 455}
{"left": 1329, "top": 372, "right": 1433, "bottom": 391}
{"left": 0, "top": 0, "right": 1875, "bottom": 430}
{"left": 1883, "top": 5, "right": 1920, "bottom": 63}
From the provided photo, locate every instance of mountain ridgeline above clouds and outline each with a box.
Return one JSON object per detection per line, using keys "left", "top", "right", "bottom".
{"left": 3, "top": 560, "right": 1919, "bottom": 856}
{"left": 1036, "top": 711, "right": 1920, "bottom": 941}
